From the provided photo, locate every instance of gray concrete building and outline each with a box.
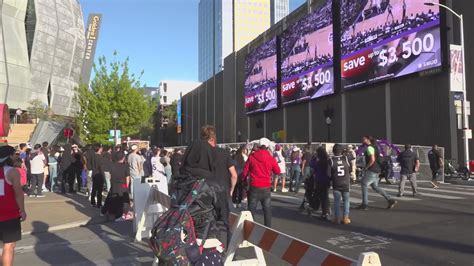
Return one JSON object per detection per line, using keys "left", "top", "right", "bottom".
{"left": 1, "top": 0, "right": 86, "bottom": 117}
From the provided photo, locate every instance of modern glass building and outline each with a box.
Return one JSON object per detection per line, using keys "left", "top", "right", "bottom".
{"left": 0, "top": 0, "right": 86, "bottom": 117}
{"left": 198, "top": 0, "right": 289, "bottom": 82}
{"left": 0, "top": 0, "right": 33, "bottom": 110}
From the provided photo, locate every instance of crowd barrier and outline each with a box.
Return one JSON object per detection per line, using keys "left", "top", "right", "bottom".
{"left": 135, "top": 185, "right": 382, "bottom": 266}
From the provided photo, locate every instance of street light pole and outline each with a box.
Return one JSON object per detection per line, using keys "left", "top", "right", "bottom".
{"left": 425, "top": 2, "right": 469, "bottom": 167}
{"left": 112, "top": 111, "right": 118, "bottom": 146}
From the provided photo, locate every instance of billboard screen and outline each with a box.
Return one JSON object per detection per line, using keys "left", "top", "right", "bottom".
{"left": 244, "top": 37, "right": 278, "bottom": 115}
{"left": 340, "top": 0, "right": 441, "bottom": 89}
{"left": 280, "top": 0, "right": 334, "bottom": 106}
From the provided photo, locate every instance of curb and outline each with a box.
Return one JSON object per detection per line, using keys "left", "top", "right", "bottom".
{"left": 22, "top": 218, "right": 105, "bottom": 236}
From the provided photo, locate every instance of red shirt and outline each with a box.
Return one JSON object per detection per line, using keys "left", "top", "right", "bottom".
{"left": 242, "top": 149, "right": 281, "bottom": 188}
{"left": 0, "top": 167, "right": 20, "bottom": 222}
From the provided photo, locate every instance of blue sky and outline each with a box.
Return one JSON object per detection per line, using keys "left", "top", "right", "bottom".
{"left": 81, "top": 0, "right": 306, "bottom": 87}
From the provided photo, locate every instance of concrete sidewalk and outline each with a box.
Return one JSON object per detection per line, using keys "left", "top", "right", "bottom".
{"left": 23, "top": 192, "right": 107, "bottom": 235}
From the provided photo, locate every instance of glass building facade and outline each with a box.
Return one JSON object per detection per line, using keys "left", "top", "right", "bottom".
{"left": 0, "top": 0, "right": 33, "bottom": 109}
{"left": 0, "top": 0, "right": 86, "bottom": 117}
{"left": 198, "top": 0, "right": 289, "bottom": 82}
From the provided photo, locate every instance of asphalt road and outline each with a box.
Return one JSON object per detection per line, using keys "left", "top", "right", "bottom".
{"left": 8, "top": 181, "right": 474, "bottom": 266}
{"left": 252, "top": 181, "right": 474, "bottom": 266}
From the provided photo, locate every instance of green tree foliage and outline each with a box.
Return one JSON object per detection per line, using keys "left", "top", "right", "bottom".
{"left": 75, "top": 53, "right": 156, "bottom": 143}
{"left": 27, "top": 99, "right": 52, "bottom": 121}
{"left": 162, "top": 100, "right": 177, "bottom": 125}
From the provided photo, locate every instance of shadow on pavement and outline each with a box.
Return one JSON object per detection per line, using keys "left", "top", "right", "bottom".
{"left": 32, "top": 221, "right": 94, "bottom": 265}
{"left": 267, "top": 204, "right": 474, "bottom": 256}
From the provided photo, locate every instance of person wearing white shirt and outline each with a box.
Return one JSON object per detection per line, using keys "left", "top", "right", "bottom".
{"left": 29, "top": 144, "right": 46, "bottom": 197}
{"left": 151, "top": 148, "right": 168, "bottom": 213}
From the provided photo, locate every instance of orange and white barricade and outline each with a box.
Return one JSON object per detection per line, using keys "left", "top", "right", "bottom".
{"left": 225, "top": 211, "right": 381, "bottom": 266}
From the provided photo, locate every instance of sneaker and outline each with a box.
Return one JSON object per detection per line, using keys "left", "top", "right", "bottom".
{"left": 342, "top": 216, "right": 351, "bottom": 225}
{"left": 28, "top": 194, "right": 36, "bottom": 198}
{"left": 430, "top": 181, "right": 439, "bottom": 189}
{"left": 387, "top": 199, "right": 398, "bottom": 209}
{"left": 355, "top": 204, "right": 369, "bottom": 210}
{"left": 320, "top": 214, "right": 329, "bottom": 221}
{"left": 36, "top": 194, "right": 46, "bottom": 198}
{"left": 281, "top": 188, "right": 289, "bottom": 193}
{"left": 332, "top": 217, "right": 340, "bottom": 224}
{"left": 397, "top": 193, "right": 403, "bottom": 197}
{"left": 413, "top": 192, "right": 420, "bottom": 197}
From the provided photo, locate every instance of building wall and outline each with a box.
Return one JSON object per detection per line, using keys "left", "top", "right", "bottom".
{"left": 271, "top": 0, "right": 289, "bottom": 25}
{"left": 183, "top": 0, "right": 473, "bottom": 161}
{"left": 234, "top": 0, "right": 271, "bottom": 51}
{"left": 158, "top": 80, "right": 201, "bottom": 106}
{"left": 27, "top": 0, "right": 85, "bottom": 116}
{"left": 0, "top": 0, "right": 33, "bottom": 110}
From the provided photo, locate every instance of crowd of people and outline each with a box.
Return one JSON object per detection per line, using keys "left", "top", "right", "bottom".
{"left": 0, "top": 124, "right": 446, "bottom": 265}
{"left": 282, "top": 54, "right": 332, "bottom": 80}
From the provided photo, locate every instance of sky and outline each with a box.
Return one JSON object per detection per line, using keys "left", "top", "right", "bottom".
{"left": 81, "top": 0, "right": 306, "bottom": 87}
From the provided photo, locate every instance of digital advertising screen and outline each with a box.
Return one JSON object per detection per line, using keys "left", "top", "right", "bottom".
{"left": 340, "top": 0, "right": 442, "bottom": 89}
{"left": 244, "top": 37, "right": 278, "bottom": 115}
{"left": 280, "top": 0, "right": 334, "bottom": 106}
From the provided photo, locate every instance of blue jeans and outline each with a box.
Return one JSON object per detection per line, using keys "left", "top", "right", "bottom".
{"left": 362, "top": 171, "right": 391, "bottom": 205}
{"left": 333, "top": 190, "right": 350, "bottom": 218}
{"left": 290, "top": 165, "right": 301, "bottom": 192}
{"left": 49, "top": 163, "right": 58, "bottom": 191}
{"left": 104, "top": 171, "right": 111, "bottom": 192}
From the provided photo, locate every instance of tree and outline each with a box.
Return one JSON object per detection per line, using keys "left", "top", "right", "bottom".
{"left": 162, "top": 100, "right": 177, "bottom": 126}
{"left": 27, "top": 99, "right": 51, "bottom": 122}
{"left": 75, "top": 53, "right": 156, "bottom": 144}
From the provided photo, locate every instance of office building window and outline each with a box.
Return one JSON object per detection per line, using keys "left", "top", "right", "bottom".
{"left": 164, "top": 83, "right": 167, "bottom": 93}
{"left": 163, "top": 96, "right": 167, "bottom": 103}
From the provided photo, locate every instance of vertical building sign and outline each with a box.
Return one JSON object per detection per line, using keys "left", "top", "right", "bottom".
{"left": 177, "top": 96, "right": 182, "bottom": 134}
{"left": 81, "top": 14, "right": 103, "bottom": 85}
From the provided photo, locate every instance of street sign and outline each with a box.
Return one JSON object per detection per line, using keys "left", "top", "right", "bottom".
{"left": 108, "top": 129, "right": 121, "bottom": 142}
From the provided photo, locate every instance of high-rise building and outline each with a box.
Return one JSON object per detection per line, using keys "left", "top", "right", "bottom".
{"left": 158, "top": 80, "right": 201, "bottom": 106}
{"left": 198, "top": 0, "right": 289, "bottom": 82}
{"left": 0, "top": 0, "right": 87, "bottom": 117}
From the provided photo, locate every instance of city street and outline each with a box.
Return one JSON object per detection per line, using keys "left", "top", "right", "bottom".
{"left": 7, "top": 180, "right": 473, "bottom": 265}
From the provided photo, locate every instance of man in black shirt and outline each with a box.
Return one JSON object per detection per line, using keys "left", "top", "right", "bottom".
{"left": 83, "top": 145, "right": 95, "bottom": 196}
{"left": 102, "top": 151, "right": 131, "bottom": 221}
{"left": 170, "top": 149, "right": 184, "bottom": 176}
{"left": 397, "top": 144, "right": 420, "bottom": 197}
{"left": 212, "top": 147, "right": 237, "bottom": 246}
{"left": 90, "top": 144, "right": 104, "bottom": 208}
{"left": 428, "top": 145, "right": 443, "bottom": 189}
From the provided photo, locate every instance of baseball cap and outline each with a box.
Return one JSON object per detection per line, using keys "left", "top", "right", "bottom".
{"left": 292, "top": 147, "right": 301, "bottom": 152}
{"left": 259, "top": 138, "right": 272, "bottom": 148}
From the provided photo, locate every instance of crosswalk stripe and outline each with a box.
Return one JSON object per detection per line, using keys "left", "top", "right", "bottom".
{"left": 349, "top": 188, "right": 419, "bottom": 201}
{"left": 271, "top": 193, "right": 373, "bottom": 204}
{"left": 379, "top": 187, "right": 465, "bottom": 200}
{"left": 410, "top": 186, "right": 473, "bottom": 196}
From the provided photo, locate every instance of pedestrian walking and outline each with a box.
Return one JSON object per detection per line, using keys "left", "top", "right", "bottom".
{"left": 329, "top": 144, "right": 351, "bottom": 225}
{"left": 48, "top": 147, "right": 59, "bottom": 192}
{"left": 289, "top": 147, "right": 302, "bottom": 193}
{"left": 102, "top": 146, "right": 113, "bottom": 192}
{"left": 346, "top": 145, "right": 357, "bottom": 183}
{"left": 310, "top": 147, "right": 331, "bottom": 220}
{"left": 90, "top": 144, "right": 104, "bottom": 208}
{"left": 128, "top": 144, "right": 144, "bottom": 198}
{"left": 170, "top": 149, "right": 184, "bottom": 177}
{"left": 272, "top": 144, "right": 288, "bottom": 192}
{"left": 242, "top": 138, "right": 281, "bottom": 227}
{"left": 0, "top": 146, "right": 27, "bottom": 266}
{"left": 151, "top": 147, "right": 168, "bottom": 211}
{"left": 397, "top": 144, "right": 420, "bottom": 197}
{"left": 357, "top": 136, "right": 397, "bottom": 210}
{"left": 83, "top": 145, "right": 95, "bottom": 196}
{"left": 28, "top": 144, "right": 46, "bottom": 198}
{"left": 232, "top": 145, "right": 247, "bottom": 208}
{"left": 68, "top": 144, "right": 83, "bottom": 193}
{"left": 428, "top": 144, "right": 443, "bottom": 189}
{"left": 102, "top": 151, "right": 132, "bottom": 221}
